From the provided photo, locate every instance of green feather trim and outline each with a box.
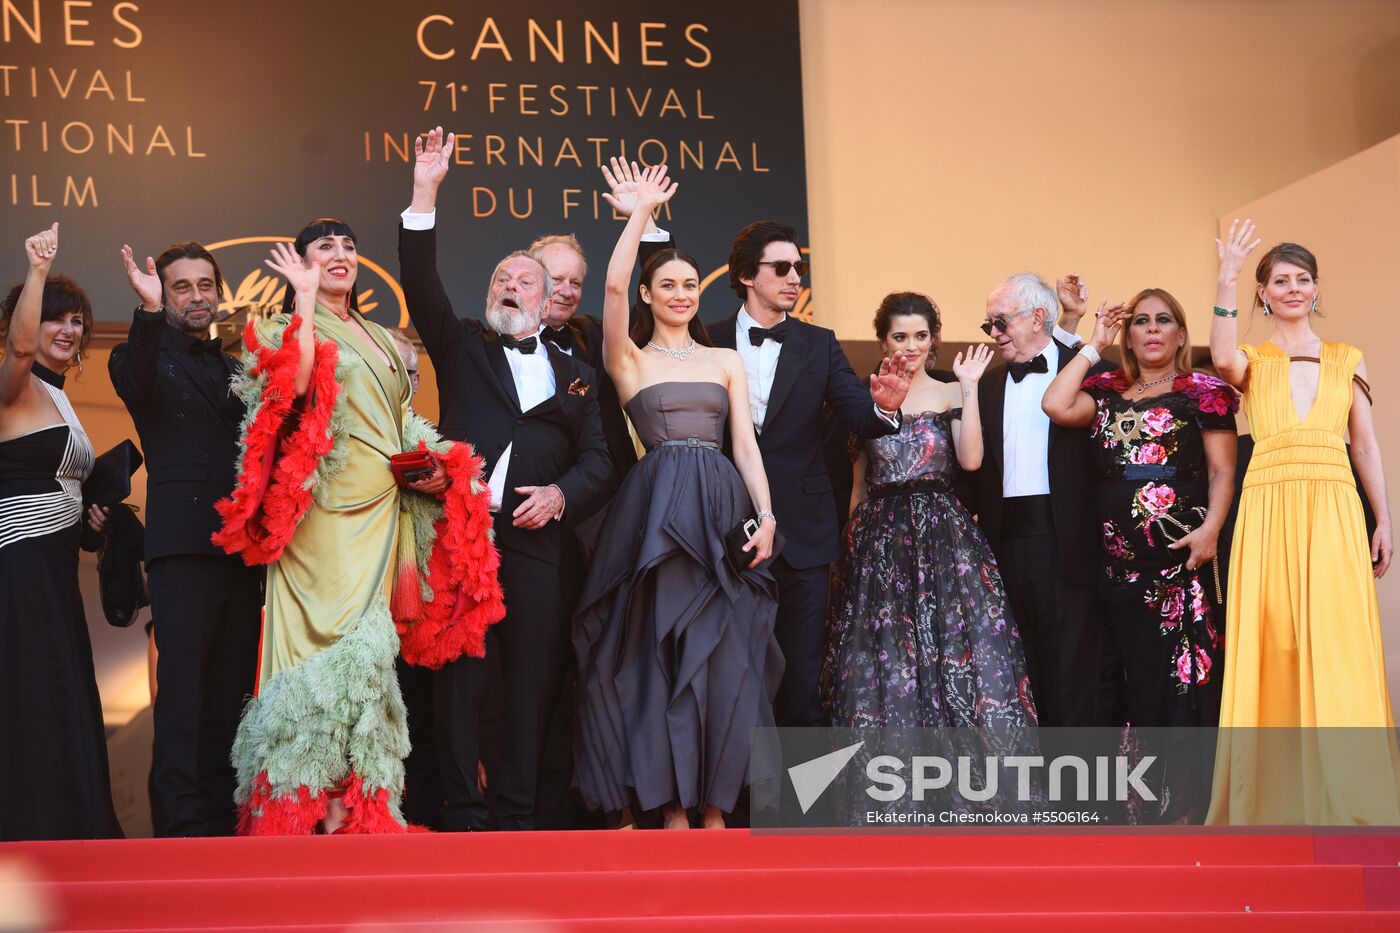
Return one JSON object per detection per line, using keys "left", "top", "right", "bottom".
{"left": 231, "top": 595, "right": 409, "bottom": 815}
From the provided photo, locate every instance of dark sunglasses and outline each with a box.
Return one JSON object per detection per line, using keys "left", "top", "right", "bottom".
{"left": 758, "top": 259, "right": 810, "bottom": 277}
{"left": 979, "top": 307, "right": 1033, "bottom": 336}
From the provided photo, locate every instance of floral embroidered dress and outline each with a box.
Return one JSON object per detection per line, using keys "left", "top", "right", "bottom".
{"left": 821, "top": 411, "right": 1036, "bottom": 729}
{"left": 1082, "top": 371, "right": 1238, "bottom": 728}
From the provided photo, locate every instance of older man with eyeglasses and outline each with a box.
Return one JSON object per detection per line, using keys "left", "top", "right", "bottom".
{"left": 966, "top": 272, "right": 1117, "bottom": 728}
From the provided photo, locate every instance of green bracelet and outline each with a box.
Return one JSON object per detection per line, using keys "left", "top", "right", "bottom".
{"left": 1212, "top": 305, "right": 1238, "bottom": 318}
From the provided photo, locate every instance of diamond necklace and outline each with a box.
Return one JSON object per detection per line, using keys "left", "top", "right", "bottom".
{"left": 647, "top": 340, "right": 697, "bottom": 361}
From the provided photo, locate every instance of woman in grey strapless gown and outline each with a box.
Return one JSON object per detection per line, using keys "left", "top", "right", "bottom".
{"left": 574, "top": 160, "right": 781, "bottom": 828}
{"left": 573, "top": 382, "right": 782, "bottom": 822}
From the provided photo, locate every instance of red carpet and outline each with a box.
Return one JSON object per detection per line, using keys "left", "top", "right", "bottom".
{"left": 3, "top": 830, "right": 1398, "bottom": 930}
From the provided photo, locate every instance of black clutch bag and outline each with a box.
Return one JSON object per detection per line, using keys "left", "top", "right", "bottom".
{"left": 1148, "top": 506, "right": 1222, "bottom": 604}
{"left": 83, "top": 439, "right": 143, "bottom": 507}
{"left": 726, "top": 515, "right": 761, "bottom": 569}
{"left": 725, "top": 515, "right": 783, "bottom": 570}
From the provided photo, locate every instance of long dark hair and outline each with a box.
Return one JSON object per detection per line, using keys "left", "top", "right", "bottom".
{"left": 629, "top": 248, "right": 714, "bottom": 349}
{"left": 278, "top": 218, "right": 360, "bottom": 316}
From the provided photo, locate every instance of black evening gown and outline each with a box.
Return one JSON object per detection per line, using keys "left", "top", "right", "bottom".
{"left": 573, "top": 381, "right": 781, "bottom": 816}
{"left": 0, "top": 363, "right": 121, "bottom": 840}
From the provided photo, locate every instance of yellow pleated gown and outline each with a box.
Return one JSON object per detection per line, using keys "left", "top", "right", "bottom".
{"left": 1208, "top": 341, "right": 1400, "bottom": 824}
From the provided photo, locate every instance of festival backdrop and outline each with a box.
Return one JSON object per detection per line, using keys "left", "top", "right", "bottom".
{"left": 1, "top": 0, "right": 809, "bottom": 328}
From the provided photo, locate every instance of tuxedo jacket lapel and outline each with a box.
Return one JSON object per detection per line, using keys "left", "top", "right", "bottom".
{"left": 483, "top": 334, "right": 523, "bottom": 412}
{"left": 167, "top": 345, "right": 238, "bottom": 441}
{"left": 708, "top": 313, "right": 738, "bottom": 350}
{"left": 763, "top": 323, "right": 806, "bottom": 428}
{"left": 985, "top": 364, "right": 1008, "bottom": 475}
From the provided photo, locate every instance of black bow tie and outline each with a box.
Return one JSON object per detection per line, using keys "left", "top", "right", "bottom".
{"left": 500, "top": 334, "right": 538, "bottom": 355}
{"left": 1008, "top": 355, "right": 1049, "bottom": 383}
{"left": 748, "top": 322, "right": 789, "bottom": 347}
{"left": 541, "top": 326, "right": 574, "bottom": 353}
{"left": 190, "top": 337, "right": 224, "bottom": 356}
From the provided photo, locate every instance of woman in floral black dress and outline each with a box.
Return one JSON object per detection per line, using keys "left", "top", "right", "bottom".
{"left": 1045, "top": 288, "right": 1237, "bottom": 732}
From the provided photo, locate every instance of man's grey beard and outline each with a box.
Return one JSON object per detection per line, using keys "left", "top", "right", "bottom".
{"left": 167, "top": 302, "right": 214, "bottom": 336}
{"left": 486, "top": 304, "right": 542, "bottom": 337}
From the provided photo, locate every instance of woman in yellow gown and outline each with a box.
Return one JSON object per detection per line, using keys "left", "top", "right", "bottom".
{"left": 1207, "top": 219, "right": 1399, "bottom": 824}
{"left": 214, "top": 219, "right": 503, "bottom": 834}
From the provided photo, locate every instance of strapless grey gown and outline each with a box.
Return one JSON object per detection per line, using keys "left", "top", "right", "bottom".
{"left": 573, "top": 382, "right": 782, "bottom": 815}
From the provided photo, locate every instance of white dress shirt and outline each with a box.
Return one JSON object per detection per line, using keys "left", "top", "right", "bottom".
{"left": 736, "top": 306, "right": 785, "bottom": 433}
{"left": 485, "top": 329, "right": 555, "bottom": 512}
{"left": 735, "top": 306, "right": 900, "bottom": 435}
{"left": 1001, "top": 341, "right": 1057, "bottom": 498}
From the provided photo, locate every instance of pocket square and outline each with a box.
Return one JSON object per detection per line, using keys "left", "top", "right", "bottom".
{"left": 568, "top": 378, "right": 591, "bottom": 397}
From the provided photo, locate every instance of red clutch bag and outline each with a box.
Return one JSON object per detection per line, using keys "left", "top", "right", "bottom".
{"left": 390, "top": 450, "right": 436, "bottom": 487}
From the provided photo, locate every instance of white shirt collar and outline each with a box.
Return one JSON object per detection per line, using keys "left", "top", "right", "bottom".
{"left": 737, "top": 305, "right": 787, "bottom": 332}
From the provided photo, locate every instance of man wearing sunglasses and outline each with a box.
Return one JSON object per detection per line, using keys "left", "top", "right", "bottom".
{"left": 707, "top": 220, "right": 914, "bottom": 730}
{"left": 967, "top": 272, "right": 1112, "bottom": 728}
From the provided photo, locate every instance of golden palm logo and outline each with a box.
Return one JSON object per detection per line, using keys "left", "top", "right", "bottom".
{"left": 205, "top": 237, "right": 407, "bottom": 327}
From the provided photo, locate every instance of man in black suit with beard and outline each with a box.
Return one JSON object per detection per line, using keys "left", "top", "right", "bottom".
{"left": 968, "top": 272, "right": 1110, "bottom": 727}
{"left": 399, "top": 127, "right": 612, "bottom": 831}
{"left": 706, "top": 220, "right": 914, "bottom": 729}
{"left": 108, "top": 242, "right": 262, "bottom": 836}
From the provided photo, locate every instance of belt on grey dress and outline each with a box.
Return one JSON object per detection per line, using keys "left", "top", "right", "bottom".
{"left": 654, "top": 438, "right": 720, "bottom": 449}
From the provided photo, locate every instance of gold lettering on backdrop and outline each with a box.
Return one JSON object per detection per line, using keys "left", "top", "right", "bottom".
{"left": 61, "top": 120, "right": 92, "bottom": 153}
{"left": 684, "top": 24, "right": 711, "bottom": 68}
{"left": 413, "top": 15, "right": 711, "bottom": 67}
{"left": 485, "top": 134, "right": 505, "bottom": 166}
{"left": 554, "top": 137, "right": 580, "bottom": 168}
{"left": 4, "top": 0, "right": 142, "bottom": 45}
{"left": 0, "top": 67, "right": 145, "bottom": 101}
{"left": 583, "top": 20, "right": 619, "bottom": 65}
{"left": 417, "top": 14, "right": 454, "bottom": 61}
{"left": 8, "top": 174, "right": 97, "bottom": 208}
{"left": 2, "top": 0, "right": 40, "bottom": 43}
{"left": 508, "top": 187, "right": 532, "bottom": 219}
{"left": 112, "top": 1, "right": 140, "bottom": 48}
{"left": 472, "top": 186, "right": 496, "bottom": 218}
{"left": 145, "top": 124, "right": 174, "bottom": 156}
{"left": 639, "top": 22, "right": 667, "bottom": 66}
{"left": 528, "top": 18, "right": 564, "bottom": 63}
{"left": 63, "top": 0, "right": 94, "bottom": 46}
{"left": 472, "top": 17, "right": 511, "bottom": 61}
{"left": 4, "top": 119, "right": 204, "bottom": 156}
{"left": 518, "top": 83, "right": 538, "bottom": 115}
{"left": 562, "top": 188, "right": 580, "bottom": 219}
{"left": 548, "top": 84, "right": 568, "bottom": 116}
{"left": 363, "top": 132, "right": 771, "bottom": 175}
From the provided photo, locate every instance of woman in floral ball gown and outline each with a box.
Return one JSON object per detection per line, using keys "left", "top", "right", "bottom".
{"left": 822, "top": 292, "right": 1036, "bottom": 731}
{"left": 1043, "top": 288, "right": 1237, "bottom": 821}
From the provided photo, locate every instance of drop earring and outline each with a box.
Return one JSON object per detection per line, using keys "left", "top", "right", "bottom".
{"left": 75, "top": 349, "right": 84, "bottom": 375}
{"left": 1261, "top": 299, "right": 1272, "bottom": 317}
{"left": 1311, "top": 295, "right": 1319, "bottom": 314}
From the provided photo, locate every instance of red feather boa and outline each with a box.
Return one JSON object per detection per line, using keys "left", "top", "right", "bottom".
{"left": 212, "top": 315, "right": 340, "bottom": 565}
{"left": 213, "top": 315, "right": 504, "bottom": 667}
{"left": 396, "top": 440, "right": 505, "bottom": 668}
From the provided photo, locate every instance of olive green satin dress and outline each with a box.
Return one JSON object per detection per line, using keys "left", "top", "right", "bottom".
{"left": 254, "top": 306, "right": 410, "bottom": 691}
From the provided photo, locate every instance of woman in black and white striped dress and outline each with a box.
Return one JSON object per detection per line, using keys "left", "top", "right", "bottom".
{"left": 0, "top": 223, "right": 121, "bottom": 840}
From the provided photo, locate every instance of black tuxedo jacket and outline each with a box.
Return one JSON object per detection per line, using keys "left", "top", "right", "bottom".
{"left": 970, "top": 339, "right": 1108, "bottom": 587}
{"left": 708, "top": 313, "right": 898, "bottom": 570}
{"left": 109, "top": 309, "right": 244, "bottom": 563}
{"left": 399, "top": 224, "right": 612, "bottom": 564}
{"left": 557, "top": 234, "right": 673, "bottom": 489}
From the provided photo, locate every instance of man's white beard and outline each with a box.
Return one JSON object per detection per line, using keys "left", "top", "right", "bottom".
{"left": 486, "top": 304, "right": 541, "bottom": 337}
